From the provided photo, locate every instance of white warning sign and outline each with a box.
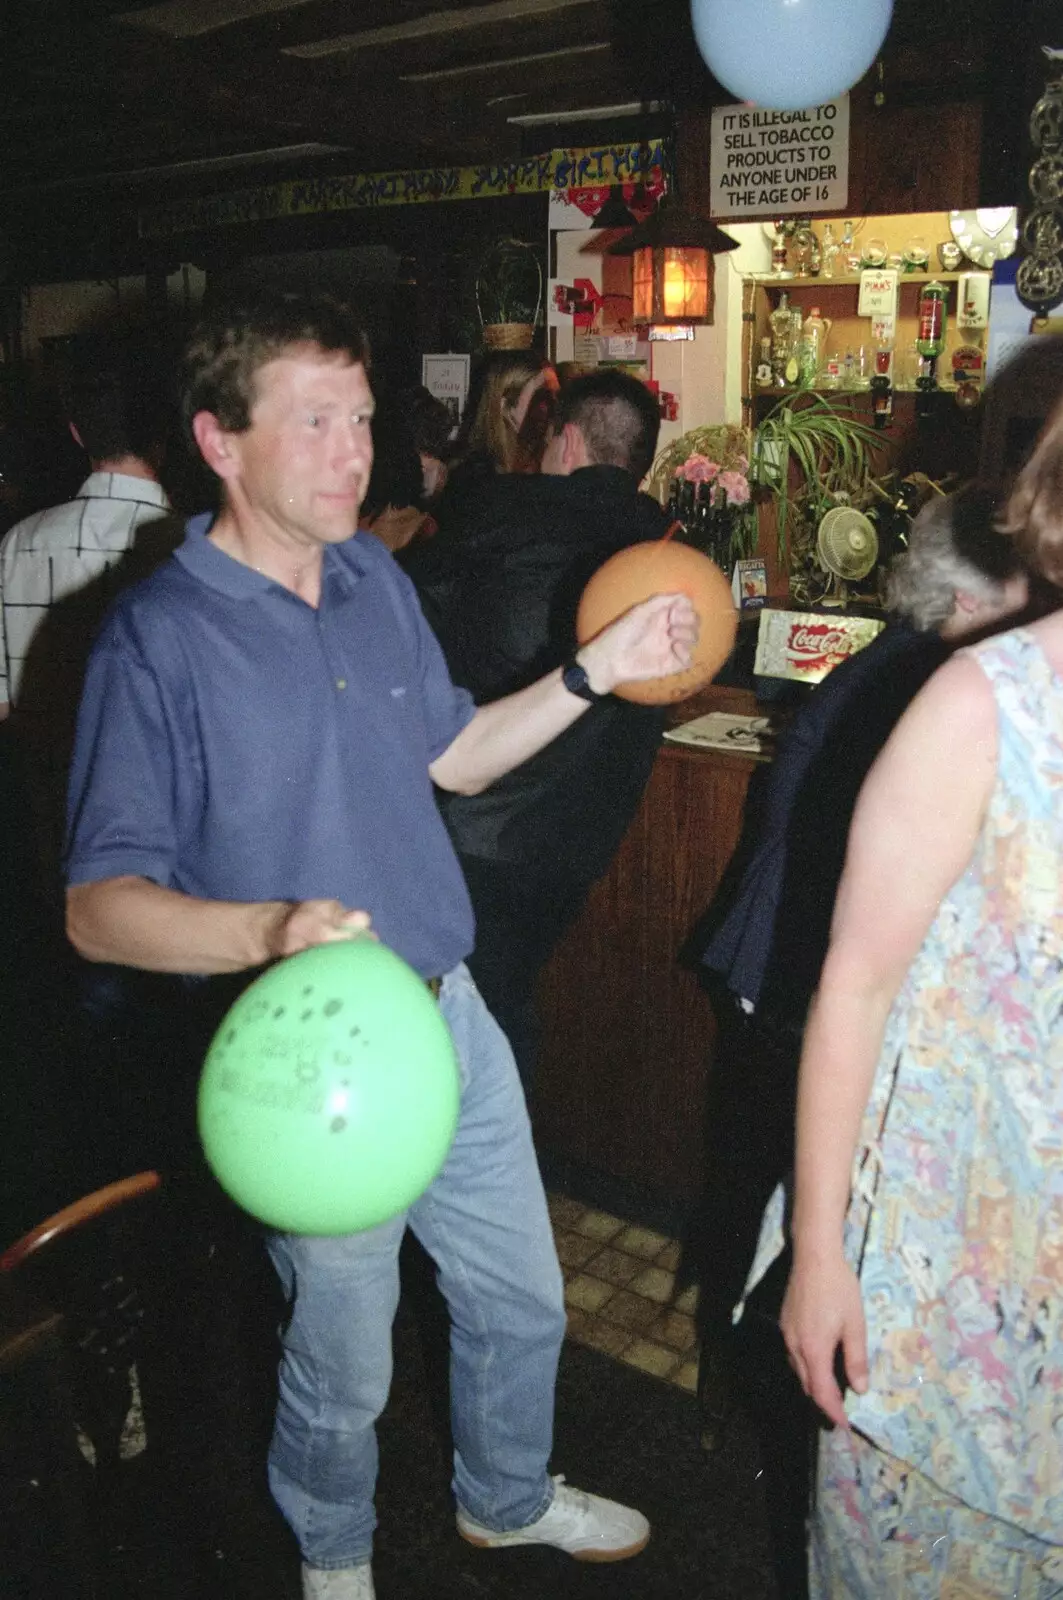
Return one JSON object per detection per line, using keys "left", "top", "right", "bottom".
{"left": 709, "top": 95, "right": 849, "bottom": 221}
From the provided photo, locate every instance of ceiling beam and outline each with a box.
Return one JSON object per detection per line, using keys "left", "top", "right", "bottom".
{"left": 116, "top": 0, "right": 321, "bottom": 38}
{"left": 285, "top": 0, "right": 598, "bottom": 59}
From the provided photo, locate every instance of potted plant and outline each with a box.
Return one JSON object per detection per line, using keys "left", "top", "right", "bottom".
{"left": 752, "top": 394, "right": 882, "bottom": 569}
{"left": 475, "top": 237, "right": 544, "bottom": 350}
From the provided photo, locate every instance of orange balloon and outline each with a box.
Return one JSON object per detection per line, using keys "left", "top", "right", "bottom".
{"left": 576, "top": 539, "right": 739, "bottom": 704}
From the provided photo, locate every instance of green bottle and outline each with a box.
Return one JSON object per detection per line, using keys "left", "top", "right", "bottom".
{"left": 915, "top": 280, "right": 948, "bottom": 359}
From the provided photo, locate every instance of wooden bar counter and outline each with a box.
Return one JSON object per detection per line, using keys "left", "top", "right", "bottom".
{"left": 534, "top": 685, "right": 770, "bottom": 1211}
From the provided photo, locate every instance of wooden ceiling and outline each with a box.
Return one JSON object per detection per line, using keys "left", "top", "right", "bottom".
{"left": 2, "top": 0, "right": 1020, "bottom": 202}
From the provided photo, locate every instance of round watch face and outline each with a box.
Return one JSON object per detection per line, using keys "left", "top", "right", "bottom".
{"left": 948, "top": 208, "right": 1018, "bottom": 268}
{"left": 562, "top": 661, "right": 598, "bottom": 701}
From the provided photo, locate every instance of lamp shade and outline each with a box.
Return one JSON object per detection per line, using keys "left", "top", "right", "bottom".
{"left": 609, "top": 204, "right": 740, "bottom": 327}
{"left": 605, "top": 204, "right": 741, "bottom": 258}
{"left": 633, "top": 245, "right": 712, "bottom": 322}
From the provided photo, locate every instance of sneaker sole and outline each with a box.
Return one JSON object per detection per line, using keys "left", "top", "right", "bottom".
{"left": 458, "top": 1528, "right": 650, "bottom": 1562}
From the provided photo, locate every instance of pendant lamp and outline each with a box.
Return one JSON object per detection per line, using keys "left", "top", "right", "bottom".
{"left": 607, "top": 204, "right": 740, "bottom": 327}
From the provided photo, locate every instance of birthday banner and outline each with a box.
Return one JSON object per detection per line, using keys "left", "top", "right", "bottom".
{"left": 138, "top": 141, "right": 667, "bottom": 241}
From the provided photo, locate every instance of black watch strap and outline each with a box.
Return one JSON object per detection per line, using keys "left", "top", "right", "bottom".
{"left": 561, "top": 658, "right": 605, "bottom": 703}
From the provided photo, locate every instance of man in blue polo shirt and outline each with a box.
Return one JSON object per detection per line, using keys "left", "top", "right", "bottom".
{"left": 64, "top": 290, "right": 696, "bottom": 1600}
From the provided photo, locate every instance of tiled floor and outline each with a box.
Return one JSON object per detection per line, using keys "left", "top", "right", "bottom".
{"left": 547, "top": 1193, "right": 700, "bottom": 1394}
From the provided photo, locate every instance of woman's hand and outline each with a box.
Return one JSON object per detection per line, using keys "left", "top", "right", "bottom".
{"left": 780, "top": 1249, "right": 868, "bottom": 1429}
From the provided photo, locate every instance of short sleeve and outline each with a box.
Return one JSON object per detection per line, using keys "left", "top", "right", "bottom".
{"left": 65, "top": 611, "right": 182, "bottom": 887}
{"left": 381, "top": 551, "right": 476, "bottom": 761}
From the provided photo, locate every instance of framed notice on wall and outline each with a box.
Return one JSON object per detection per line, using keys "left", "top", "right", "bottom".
{"left": 421, "top": 354, "right": 470, "bottom": 435}
{"left": 708, "top": 95, "right": 849, "bottom": 222}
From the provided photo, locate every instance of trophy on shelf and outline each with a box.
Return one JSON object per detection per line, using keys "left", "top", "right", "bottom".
{"left": 766, "top": 218, "right": 794, "bottom": 279}
{"left": 790, "top": 218, "right": 820, "bottom": 278}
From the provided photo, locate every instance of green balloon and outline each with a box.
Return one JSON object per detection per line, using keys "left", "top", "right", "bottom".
{"left": 197, "top": 939, "right": 460, "bottom": 1234}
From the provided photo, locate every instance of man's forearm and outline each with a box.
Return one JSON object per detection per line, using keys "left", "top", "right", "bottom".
{"left": 429, "top": 590, "right": 697, "bottom": 795}
{"left": 67, "top": 876, "right": 287, "bottom": 974}
{"left": 429, "top": 664, "right": 587, "bottom": 795}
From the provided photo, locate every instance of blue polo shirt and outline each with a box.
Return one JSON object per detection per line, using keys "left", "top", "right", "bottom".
{"left": 66, "top": 514, "right": 477, "bottom": 978}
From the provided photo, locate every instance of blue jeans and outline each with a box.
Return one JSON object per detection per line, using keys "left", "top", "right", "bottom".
{"left": 265, "top": 964, "right": 566, "bottom": 1571}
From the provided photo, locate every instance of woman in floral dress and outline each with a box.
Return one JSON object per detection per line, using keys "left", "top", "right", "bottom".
{"left": 779, "top": 407, "right": 1063, "bottom": 1597}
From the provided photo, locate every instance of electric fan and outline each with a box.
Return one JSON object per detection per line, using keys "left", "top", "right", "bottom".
{"left": 815, "top": 506, "right": 879, "bottom": 606}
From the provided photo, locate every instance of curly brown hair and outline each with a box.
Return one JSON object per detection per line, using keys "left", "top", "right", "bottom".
{"left": 997, "top": 396, "right": 1063, "bottom": 588}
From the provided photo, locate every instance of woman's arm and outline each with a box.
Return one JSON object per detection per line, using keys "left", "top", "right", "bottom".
{"left": 781, "top": 653, "right": 998, "bottom": 1425}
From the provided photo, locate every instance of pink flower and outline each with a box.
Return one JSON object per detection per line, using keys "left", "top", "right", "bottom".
{"left": 677, "top": 453, "right": 720, "bottom": 484}
{"left": 736, "top": 454, "right": 749, "bottom": 474}
{"left": 718, "top": 470, "right": 751, "bottom": 505}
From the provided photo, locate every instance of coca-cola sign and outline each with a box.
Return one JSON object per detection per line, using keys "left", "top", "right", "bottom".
{"left": 787, "top": 621, "right": 853, "bottom": 673}
{"left": 754, "top": 610, "right": 884, "bottom": 685}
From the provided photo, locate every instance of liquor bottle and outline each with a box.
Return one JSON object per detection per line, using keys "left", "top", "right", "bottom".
{"left": 915, "top": 280, "right": 948, "bottom": 417}
{"left": 786, "top": 307, "right": 803, "bottom": 386}
{"left": 755, "top": 336, "right": 774, "bottom": 389}
{"left": 768, "top": 291, "right": 795, "bottom": 386}
{"left": 915, "top": 280, "right": 948, "bottom": 359}
{"left": 678, "top": 478, "right": 697, "bottom": 534}
{"left": 871, "top": 325, "right": 894, "bottom": 429}
{"left": 798, "top": 306, "right": 829, "bottom": 387}
{"left": 821, "top": 222, "right": 838, "bottom": 279}
{"left": 693, "top": 484, "right": 714, "bottom": 558}
{"left": 840, "top": 218, "right": 856, "bottom": 272}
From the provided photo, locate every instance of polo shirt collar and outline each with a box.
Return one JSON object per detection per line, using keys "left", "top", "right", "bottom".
{"left": 174, "top": 511, "right": 368, "bottom": 601}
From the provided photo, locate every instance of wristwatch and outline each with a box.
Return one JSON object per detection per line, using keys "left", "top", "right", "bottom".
{"left": 561, "top": 658, "right": 606, "bottom": 703}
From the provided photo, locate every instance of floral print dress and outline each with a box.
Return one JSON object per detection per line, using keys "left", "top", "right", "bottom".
{"left": 840, "top": 630, "right": 1063, "bottom": 1544}
{"left": 750, "top": 629, "right": 1063, "bottom": 1593}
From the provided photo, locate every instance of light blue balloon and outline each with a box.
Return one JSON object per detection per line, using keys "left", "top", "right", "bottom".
{"left": 691, "top": 0, "right": 893, "bottom": 111}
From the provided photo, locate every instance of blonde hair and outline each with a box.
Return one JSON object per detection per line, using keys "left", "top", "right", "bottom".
{"left": 997, "top": 396, "right": 1063, "bottom": 587}
{"left": 463, "top": 351, "right": 547, "bottom": 473}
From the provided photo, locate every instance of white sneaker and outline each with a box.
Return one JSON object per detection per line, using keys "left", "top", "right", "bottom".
{"left": 301, "top": 1562, "right": 375, "bottom": 1599}
{"left": 456, "top": 1475, "right": 650, "bottom": 1562}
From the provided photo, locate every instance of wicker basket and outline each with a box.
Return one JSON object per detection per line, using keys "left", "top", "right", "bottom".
{"left": 475, "top": 239, "right": 543, "bottom": 351}
{"left": 481, "top": 321, "right": 536, "bottom": 350}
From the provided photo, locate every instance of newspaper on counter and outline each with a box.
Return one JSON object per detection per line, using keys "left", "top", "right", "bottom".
{"left": 664, "top": 711, "right": 774, "bottom": 759}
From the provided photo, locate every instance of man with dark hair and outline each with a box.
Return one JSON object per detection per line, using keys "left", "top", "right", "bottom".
{"left": 358, "top": 393, "right": 434, "bottom": 553}
{"left": 64, "top": 290, "right": 696, "bottom": 1600}
{"left": 408, "top": 368, "right": 671, "bottom": 1094}
{"left": 550, "top": 366, "right": 661, "bottom": 482}
{"left": 403, "top": 382, "right": 454, "bottom": 504}
{"left": 0, "top": 333, "right": 182, "bottom": 909}
{"left": 0, "top": 336, "right": 180, "bottom": 725}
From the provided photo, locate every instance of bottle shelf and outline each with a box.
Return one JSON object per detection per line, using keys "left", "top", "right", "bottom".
{"left": 745, "top": 270, "right": 991, "bottom": 288}
{"left": 746, "top": 382, "right": 961, "bottom": 403}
